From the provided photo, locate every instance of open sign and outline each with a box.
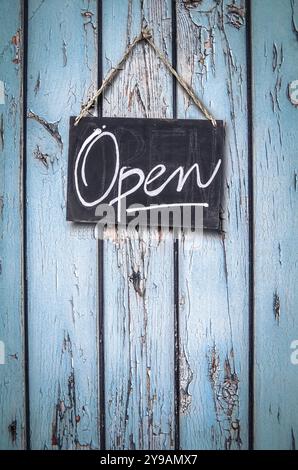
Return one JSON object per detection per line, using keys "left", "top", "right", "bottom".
{"left": 67, "top": 117, "right": 224, "bottom": 230}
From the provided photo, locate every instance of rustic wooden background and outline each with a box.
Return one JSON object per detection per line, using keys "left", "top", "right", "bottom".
{"left": 0, "top": 0, "right": 297, "bottom": 450}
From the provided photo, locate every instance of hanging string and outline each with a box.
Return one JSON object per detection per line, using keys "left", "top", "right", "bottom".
{"left": 74, "top": 27, "right": 217, "bottom": 127}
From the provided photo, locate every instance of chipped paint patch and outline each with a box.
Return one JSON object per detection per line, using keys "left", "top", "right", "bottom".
{"left": 129, "top": 268, "right": 145, "bottom": 297}
{"left": 8, "top": 420, "right": 17, "bottom": 443}
{"left": 273, "top": 291, "right": 280, "bottom": 323}
{"left": 291, "top": 427, "right": 296, "bottom": 450}
{"left": 11, "top": 30, "right": 21, "bottom": 64}
{"left": 0, "top": 114, "right": 4, "bottom": 150}
{"left": 81, "top": 9, "right": 96, "bottom": 30}
{"left": 52, "top": 334, "right": 79, "bottom": 449}
{"left": 0, "top": 340, "right": 5, "bottom": 365}
{"left": 289, "top": 80, "right": 298, "bottom": 106}
{"left": 8, "top": 353, "right": 18, "bottom": 360}
{"left": 0, "top": 196, "right": 3, "bottom": 221}
{"left": 182, "top": 0, "right": 203, "bottom": 9}
{"left": 27, "top": 110, "right": 63, "bottom": 149}
{"left": 291, "top": 0, "right": 298, "bottom": 41}
{"left": 34, "top": 145, "right": 50, "bottom": 169}
{"left": 226, "top": 4, "right": 245, "bottom": 30}
{"left": 179, "top": 347, "right": 193, "bottom": 414}
{"left": 75, "top": 442, "right": 92, "bottom": 450}
{"left": 62, "top": 40, "right": 67, "bottom": 67}
{"left": 34, "top": 72, "right": 41, "bottom": 96}
{"left": 0, "top": 81, "right": 5, "bottom": 104}
{"left": 208, "top": 347, "right": 242, "bottom": 449}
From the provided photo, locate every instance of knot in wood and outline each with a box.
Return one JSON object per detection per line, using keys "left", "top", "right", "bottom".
{"left": 141, "top": 27, "right": 152, "bottom": 40}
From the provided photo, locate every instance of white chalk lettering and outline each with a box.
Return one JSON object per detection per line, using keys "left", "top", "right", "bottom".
{"left": 74, "top": 126, "right": 221, "bottom": 216}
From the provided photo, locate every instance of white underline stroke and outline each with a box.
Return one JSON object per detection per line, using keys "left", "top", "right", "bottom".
{"left": 126, "top": 203, "right": 209, "bottom": 213}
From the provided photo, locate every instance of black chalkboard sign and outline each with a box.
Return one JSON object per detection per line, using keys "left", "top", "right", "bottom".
{"left": 67, "top": 117, "right": 224, "bottom": 230}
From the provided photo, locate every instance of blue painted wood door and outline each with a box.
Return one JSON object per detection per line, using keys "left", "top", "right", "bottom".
{"left": 0, "top": 0, "right": 297, "bottom": 450}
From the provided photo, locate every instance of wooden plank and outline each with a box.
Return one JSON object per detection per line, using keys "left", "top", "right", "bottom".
{"left": 252, "top": 0, "right": 298, "bottom": 450}
{"left": 26, "top": 0, "right": 100, "bottom": 449}
{"left": 102, "top": 0, "right": 176, "bottom": 450}
{"left": 176, "top": 0, "right": 249, "bottom": 449}
{"left": 0, "top": 0, "right": 26, "bottom": 450}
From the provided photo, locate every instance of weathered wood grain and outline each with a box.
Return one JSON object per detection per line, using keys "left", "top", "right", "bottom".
{"left": 26, "top": 0, "right": 100, "bottom": 449}
{"left": 252, "top": 0, "right": 298, "bottom": 450}
{"left": 176, "top": 0, "right": 249, "bottom": 449}
{"left": 0, "top": 0, "right": 26, "bottom": 450}
{"left": 2, "top": 0, "right": 297, "bottom": 451}
{"left": 102, "top": 0, "right": 176, "bottom": 450}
